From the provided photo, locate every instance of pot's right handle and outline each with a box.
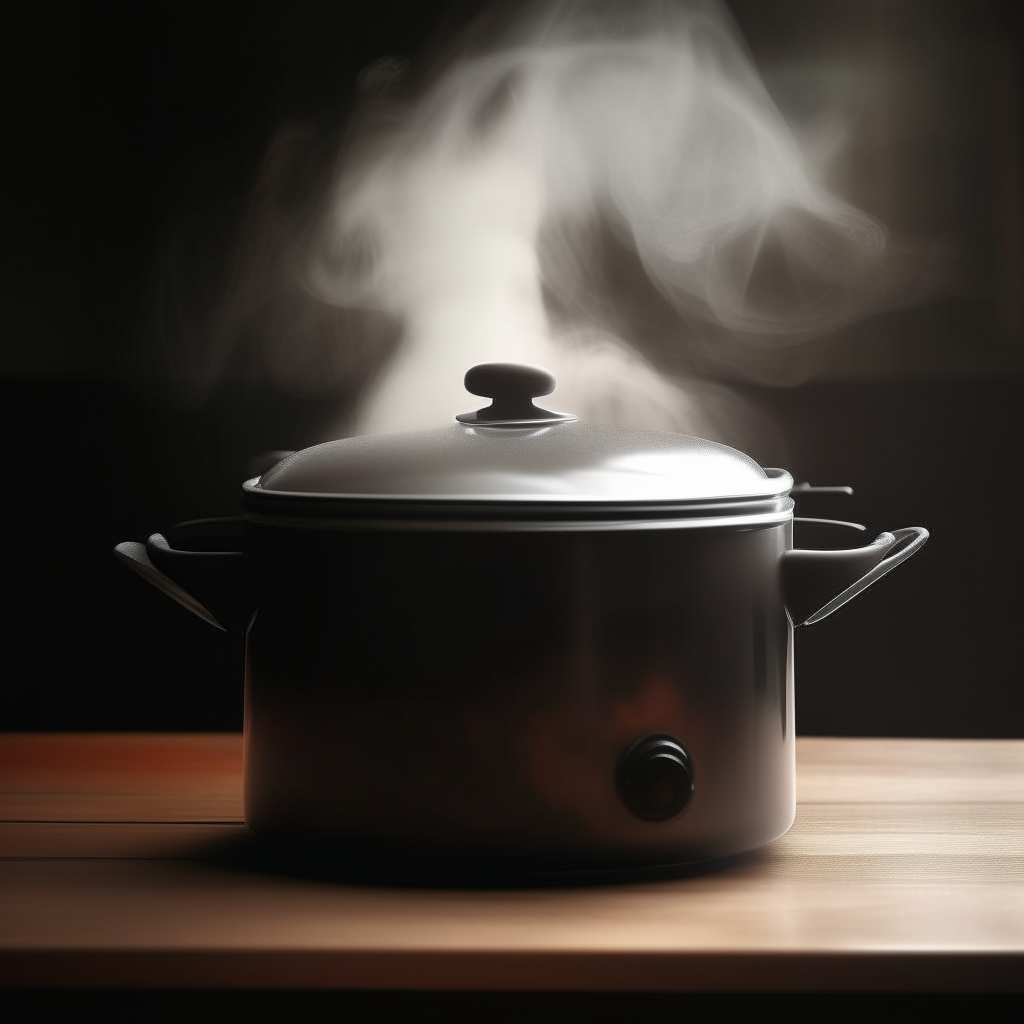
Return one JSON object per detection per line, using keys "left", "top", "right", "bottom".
{"left": 782, "top": 526, "right": 929, "bottom": 628}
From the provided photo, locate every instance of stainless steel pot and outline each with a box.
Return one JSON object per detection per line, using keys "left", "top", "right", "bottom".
{"left": 116, "top": 363, "right": 928, "bottom": 873}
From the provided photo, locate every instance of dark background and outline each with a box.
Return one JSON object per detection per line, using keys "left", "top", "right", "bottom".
{"left": 1, "top": 0, "right": 1020, "bottom": 736}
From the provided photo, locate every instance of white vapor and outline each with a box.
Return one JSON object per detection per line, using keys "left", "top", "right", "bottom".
{"left": 305, "top": 0, "right": 893, "bottom": 436}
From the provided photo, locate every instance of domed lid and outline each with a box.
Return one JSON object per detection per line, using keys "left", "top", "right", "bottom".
{"left": 244, "top": 363, "right": 792, "bottom": 518}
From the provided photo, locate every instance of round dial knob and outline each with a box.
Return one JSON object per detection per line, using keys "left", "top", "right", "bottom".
{"left": 616, "top": 733, "right": 694, "bottom": 822}
{"left": 456, "top": 362, "right": 575, "bottom": 426}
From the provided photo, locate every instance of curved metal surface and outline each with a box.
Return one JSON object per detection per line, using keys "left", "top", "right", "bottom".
{"left": 256, "top": 421, "right": 791, "bottom": 507}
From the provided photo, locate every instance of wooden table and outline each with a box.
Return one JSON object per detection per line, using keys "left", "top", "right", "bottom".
{"left": 1, "top": 734, "right": 1021, "bottom": 992}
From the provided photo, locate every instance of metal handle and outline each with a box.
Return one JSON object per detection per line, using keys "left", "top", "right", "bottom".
{"left": 802, "top": 526, "right": 928, "bottom": 625}
{"left": 114, "top": 541, "right": 226, "bottom": 630}
{"left": 114, "top": 517, "right": 249, "bottom": 633}
{"left": 783, "top": 525, "right": 929, "bottom": 628}
{"left": 790, "top": 483, "right": 854, "bottom": 498}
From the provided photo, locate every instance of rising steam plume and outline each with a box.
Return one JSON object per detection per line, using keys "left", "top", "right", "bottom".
{"left": 156, "top": 0, "right": 919, "bottom": 439}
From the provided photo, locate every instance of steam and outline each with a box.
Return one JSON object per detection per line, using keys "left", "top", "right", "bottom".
{"left": 304, "top": 0, "right": 894, "bottom": 435}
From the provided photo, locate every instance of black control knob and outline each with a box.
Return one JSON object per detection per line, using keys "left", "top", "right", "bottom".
{"left": 616, "top": 733, "right": 694, "bottom": 822}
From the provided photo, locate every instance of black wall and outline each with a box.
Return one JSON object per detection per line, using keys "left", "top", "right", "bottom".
{"left": 1, "top": 1, "right": 1020, "bottom": 735}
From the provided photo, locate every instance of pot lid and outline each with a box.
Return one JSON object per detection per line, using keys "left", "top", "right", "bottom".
{"left": 248, "top": 363, "right": 792, "bottom": 512}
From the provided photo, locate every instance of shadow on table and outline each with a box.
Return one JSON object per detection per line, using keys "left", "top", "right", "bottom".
{"left": 193, "top": 826, "right": 762, "bottom": 890}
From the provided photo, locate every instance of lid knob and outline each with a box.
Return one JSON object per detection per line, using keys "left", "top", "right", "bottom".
{"left": 456, "top": 362, "right": 576, "bottom": 427}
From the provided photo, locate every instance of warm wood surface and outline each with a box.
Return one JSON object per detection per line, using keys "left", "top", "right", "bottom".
{"left": 1, "top": 734, "right": 1021, "bottom": 991}
{"left": 0, "top": 733, "right": 242, "bottom": 822}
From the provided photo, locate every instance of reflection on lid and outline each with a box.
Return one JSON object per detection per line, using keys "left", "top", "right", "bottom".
{"left": 259, "top": 421, "right": 786, "bottom": 504}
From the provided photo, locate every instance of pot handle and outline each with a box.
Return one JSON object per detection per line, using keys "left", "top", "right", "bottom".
{"left": 782, "top": 525, "right": 929, "bottom": 628}
{"left": 114, "top": 517, "right": 249, "bottom": 633}
{"left": 114, "top": 541, "right": 227, "bottom": 630}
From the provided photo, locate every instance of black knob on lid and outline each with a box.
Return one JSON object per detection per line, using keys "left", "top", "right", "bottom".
{"left": 616, "top": 733, "right": 694, "bottom": 822}
{"left": 456, "top": 362, "right": 576, "bottom": 427}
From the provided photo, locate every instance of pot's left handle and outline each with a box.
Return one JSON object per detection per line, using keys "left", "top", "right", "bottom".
{"left": 114, "top": 517, "right": 250, "bottom": 633}
{"left": 783, "top": 525, "right": 929, "bottom": 628}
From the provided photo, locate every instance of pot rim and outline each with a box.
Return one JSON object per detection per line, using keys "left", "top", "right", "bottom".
{"left": 241, "top": 477, "right": 795, "bottom": 531}
{"left": 241, "top": 468, "right": 795, "bottom": 526}
{"left": 242, "top": 509, "right": 793, "bottom": 532}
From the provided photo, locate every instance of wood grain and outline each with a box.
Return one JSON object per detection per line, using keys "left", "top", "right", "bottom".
{"left": 0, "top": 733, "right": 242, "bottom": 822}
{"left": 1, "top": 734, "right": 1021, "bottom": 991}
{"left": 0, "top": 822, "right": 250, "bottom": 859}
{"left": 796, "top": 738, "right": 1024, "bottom": 804}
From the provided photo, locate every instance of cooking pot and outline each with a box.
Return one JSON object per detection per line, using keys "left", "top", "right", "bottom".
{"left": 116, "top": 362, "right": 927, "bottom": 874}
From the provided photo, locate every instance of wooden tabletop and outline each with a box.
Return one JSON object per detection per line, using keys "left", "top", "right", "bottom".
{"left": 1, "top": 734, "right": 1021, "bottom": 992}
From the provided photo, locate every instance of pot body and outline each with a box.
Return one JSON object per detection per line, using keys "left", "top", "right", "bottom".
{"left": 242, "top": 518, "right": 796, "bottom": 869}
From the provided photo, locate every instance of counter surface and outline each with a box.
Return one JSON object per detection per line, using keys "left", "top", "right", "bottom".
{"left": 1, "top": 734, "right": 1021, "bottom": 991}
